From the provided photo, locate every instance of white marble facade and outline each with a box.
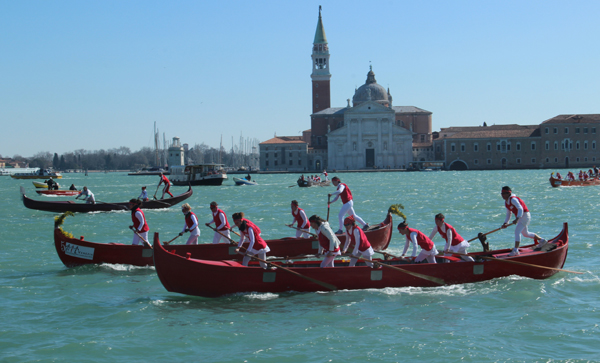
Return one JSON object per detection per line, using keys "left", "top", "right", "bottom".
{"left": 327, "top": 101, "right": 414, "bottom": 169}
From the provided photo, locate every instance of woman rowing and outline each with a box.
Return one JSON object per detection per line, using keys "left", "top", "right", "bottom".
{"left": 342, "top": 215, "right": 374, "bottom": 267}
{"left": 179, "top": 203, "right": 200, "bottom": 245}
{"left": 308, "top": 215, "right": 341, "bottom": 268}
{"left": 288, "top": 200, "right": 310, "bottom": 238}
{"left": 232, "top": 212, "right": 272, "bottom": 269}
{"left": 328, "top": 176, "right": 369, "bottom": 234}
{"left": 397, "top": 221, "right": 438, "bottom": 264}
{"left": 500, "top": 186, "right": 547, "bottom": 256}
{"left": 428, "top": 213, "right": 474, "bottom": 262}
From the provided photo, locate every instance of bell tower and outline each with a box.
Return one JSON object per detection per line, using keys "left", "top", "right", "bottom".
{"left": 311, "top": 6, "right": 331, "bottom": 114}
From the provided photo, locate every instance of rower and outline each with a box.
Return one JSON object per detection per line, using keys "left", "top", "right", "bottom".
{"left": 205, "top": 201, "right": 231, "bottom": 244}
{"left": 328, "top": 176, "right": 369, "bottom": 234}
{"left": 157, "top": 173, "right": 173, "bottom": 199}
{"left": 75, "top": 186, "right": 95, "bottom": 204}
{"left": 397, "top": 221, "right": 438, "bottom": 264}
{"left": 342, "top": 216, "right": 374, "bottom": 267}
{"left": 288, "top": 200, "right": 310, "bottom": 238}
{"left": 500, "top": 186, "right": 547, "bottom": 256}
{"left": 138, "top": 186, "right": 149, "bottom": 201}
{"left": 180, "top": 203, "right": 200, "bottom": 245}
{"left": 308, "top": 215, "right": 341, "bottom": 268}
{"left": 128, "top": 198, "right": 149, "bottom": 246}
{"left": 232, "top": 212, "right": 272, "bottom": 269}
{"left": 429, "top": 213, "right": 474, "bottom": 262}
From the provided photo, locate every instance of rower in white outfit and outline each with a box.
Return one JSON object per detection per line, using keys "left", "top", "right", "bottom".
{"left": 328, "top": 176, "right": 368, "bottom": 234}
{"left": 500, "top": 186, "right": 547, "bottom": 256}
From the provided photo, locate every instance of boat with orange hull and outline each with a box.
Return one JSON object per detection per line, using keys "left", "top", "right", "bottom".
{"left": 53, "top": 213, "right": 393, "bottom": 267}
{"left": 36, "top": 190, "right": 80, "bottom": 196}
{"left": 549, "top": 176, "right": 600, "bottom": 187}
{"left": 153, "top": 223, "right": 570, "bottom": 298}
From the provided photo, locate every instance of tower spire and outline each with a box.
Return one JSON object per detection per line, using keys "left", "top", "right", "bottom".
{"left": 311, "top": 5, "right": 331, "bottom": 114}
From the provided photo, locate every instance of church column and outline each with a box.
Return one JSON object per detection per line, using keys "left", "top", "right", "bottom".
{"left": 388, "top": 121, "right": 393, "bottom": 167}
{"left": 346, "top": 119, "right": 351, "bottom": 168}
{"left": 357, "top": 118, "right": 362, "bottom": 169}
{"left": 377, "top": 118, "right": 382, "bottom": 167}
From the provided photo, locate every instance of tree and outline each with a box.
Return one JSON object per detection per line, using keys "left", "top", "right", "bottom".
{"left": 52, "top": 153, "right": 60, "bottom": 169}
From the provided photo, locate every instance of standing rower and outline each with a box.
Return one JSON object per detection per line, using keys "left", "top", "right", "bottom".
{"left": 342, "top": 216, "right": 374, "bottom": 267}
{"left": 500, "top": 186, "right": 547, "bottom": 256}
{"left": 205, "top": 201, "right": 231, "bottom": 244}
{"left": 328, "top": 176, "right": 368, "bottom": 234}
{"left": 288, "top": 200, "right": 310, "bottom": 238}
{"left": 232, "top": 212, "right": 272, "bottom": 269}
{"left": 180, "top": 203, "right": 200, "bottom": 245}
{"left": 309, "top": 215, "right": 341, "bottom": 268}
{"left": 429, "top": 213, "right": 474, "bottom": 262}
{"left": 398, "top": 221, "right": 438, "bottom": 264}
{"left": 128, "top": 198, "right": 149, "bottom": 246}
{"left": 157, "top": 172, "right": 173, "bottom": 199}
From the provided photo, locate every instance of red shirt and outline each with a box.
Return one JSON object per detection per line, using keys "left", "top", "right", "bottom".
{"left": 241, "top": 219, "right": 267, "bottom": 251}
{"left": 338, "top": 183, "right": 353, "bottom": 204}
{"left": 213, "top": 208, "right": 230, "bottom": 231}
{"left": 131, "top": 207, "right": 149, "bottom": 233}
{"left": 348, "top": 226, "right": 371, "bottom": 252}
{"left": 292, "top": 207, "right": 309, "bottom": 229}
{"left": 505, "top": 195, "right": 529, "bottom": 216}
{"left": 185, "top": 211, "right": 198, "bottom": 229}
{"left": 437, "top": 223, "right": 464, "bottom": 246}
{"left": 407, "top": 228, "right": 434, "bottom": 251}
{"left": 318, "top": 230, "right": 341, "bottom": 253}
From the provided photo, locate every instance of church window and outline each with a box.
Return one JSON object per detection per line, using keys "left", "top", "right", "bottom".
{"left": 593, "top": 141, "right": 597, "bottom": 150}
{"left": 545, "top": 127, "right": 549, "bottom": 134}
{"left": 554, "top": 157, "right": 558, "bottom": 162}
{"left": 516, "top": 142, "right": 521, "bottom": 151}
{"left": 451, "top": 143, "right": 456, "bottom": 152}
{"left": 554, "top": 141, "right": 558, "bottom": 150}
{"left": 576, "top": 141, "right": 580, "bottom": 150}
{"left": 289, "top": 160, "right": 293, "bottom": 166}
{"left": 531, "top": 142, "right": 536, "bottom": 150}
{"left": 593, "top": 128, "right": 596, "bottom": 134}
{"left": 460, "top": 143, "right": 465, "bottom": 152}
{"left": 553, "top": 128, "right": 558, "bottom": 134}
{"left": 487, "top": 143, "right": 491, "bottom": 151}
{"left": 474, "top": 143, "right": 479, "bottom": 152}
{"left": 576, "top": 128, "right": 580, "bottom": 134}
{"left": 565, "top": 127, "right": 569, "bottom": 134}
{"left": 584, "top": 127, "right": 589, "bottom": 134}
{"left": 545, "top": 141, "right": 549, "bottom": 150}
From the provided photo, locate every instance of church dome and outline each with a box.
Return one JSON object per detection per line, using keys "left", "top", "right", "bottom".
{"left": 352, "top": 68, "right": 389, "bottom": 107}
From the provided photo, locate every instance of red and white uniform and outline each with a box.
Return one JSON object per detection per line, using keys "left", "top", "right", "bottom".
{"left": 182, "top": 211, "right": 200, "bottom": 245}
{"left": 159, "top": 174, "right": 173, "bottom": 198}
{"left": 429, "top": 222, "right": 473, "bottom": 262}
{"left": 504, "top": 194, "right": 536, "bottom": 243}
{"left": 291, "top": 207, "right": 310, "bottom": 238}
{"left": 131, "top": 207, "right": 149, "bottom": 246}
{"left": 207, "top": 208, "right": 231, "bottom": 244}
{"left": 402, "top": 227, "right": 438, "bottom": 263}
{"left": 343, "top": 225, "right": 374, "bottom": 267}
{"left": 238, "top": 219, "right": 270, "bottom": 268}
{"left": 316, "top": 221, "right": 341, "bottom": 268}
{"left": 330, "top": 183, "right": 367, "bottom": 232}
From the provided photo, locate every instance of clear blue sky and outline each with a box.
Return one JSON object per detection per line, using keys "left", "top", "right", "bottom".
{"left": 2, "top": 0, "right": 599, "bottom": 157}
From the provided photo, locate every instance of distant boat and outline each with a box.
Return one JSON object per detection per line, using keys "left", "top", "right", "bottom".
{"left": 233, "top": 177, "right": 257, "bottom": 186}
{"left": 170, "top": 164, "right": 227, "bottom": 186}
{"left": 128, "top": 167, "right": 169, "bottom": 176}
{"left": 11, "top": 169, "right": 62, "bottom": 179}
{"left": 549, "top": 175, "right": 600, "bottom": 187}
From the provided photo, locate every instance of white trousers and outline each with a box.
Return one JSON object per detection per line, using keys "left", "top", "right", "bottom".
{"left": 415, "top": 247, "right": 439, "bottom": 264}
{"left": 295, "top": 228, "right": 310, "bottom": 238}
{"left": 132, "top": 231, "right": 148, "bottom": 246}
{"left": 212, "top": 229, "right": 231, "bottom": 244}
{"left": 349, "top": 246, "right": 374, "bottom": 267}
{"left": 514, "top": 212, "right": 536, "bottom": 242}
{"left": 186, "top": 229, "right": 200, "bottom": 245}
{"left": 320, "top": 251, "right": 341, "bottom": 268}
{"left": 338, "top": 200, "right": 367, "bottom": 231}
{"left": 242, "top": 246, "right": 271, "bottom": 269}
{"left": 446, "top": 241, "right": 474, "bottom": 262}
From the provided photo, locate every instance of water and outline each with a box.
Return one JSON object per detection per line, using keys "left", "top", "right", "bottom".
{"left": 1, "top": 170, "right": 599, "bottom": 362}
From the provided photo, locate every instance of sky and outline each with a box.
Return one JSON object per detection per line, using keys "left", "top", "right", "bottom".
{"left": 2, "top": 0, "right": 599, "bottom": 158}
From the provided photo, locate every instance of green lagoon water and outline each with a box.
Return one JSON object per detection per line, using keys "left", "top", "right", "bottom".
{"left": 1, "top": 170, "right": 599, "bottom": 362}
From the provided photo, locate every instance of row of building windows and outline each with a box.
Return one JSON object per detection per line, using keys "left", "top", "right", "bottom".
{"left": 468, "top": 156, "right": 597, "bottom": 166}
{"left": 545, "top": 127, "right": 596, "bottom": 134}
{"left": 264, "top": 160, "right": 303, "bottom": 166}
{"left": 450, "top": 139, "right": 597, "bottom": 153}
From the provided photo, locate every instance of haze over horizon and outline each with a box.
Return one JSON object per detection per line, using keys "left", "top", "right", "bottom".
{"left": 2, "top": 0, "right": 599, "bottom": 158}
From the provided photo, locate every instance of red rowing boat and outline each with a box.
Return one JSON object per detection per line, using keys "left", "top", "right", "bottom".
{"left": 153, "top": 223, "right": 570, "bottom": 298}
{"left": 36, "top": 190, "right": 80, "bottom": 196}
{"left": 53, "top": 213, "right": 393, "bottom": 267}
{"left": 549, "top": 176, "right": 600, "bottom": 187}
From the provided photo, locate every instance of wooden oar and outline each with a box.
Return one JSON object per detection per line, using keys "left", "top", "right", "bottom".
{"left": 448, "top": 251, "right": 583, "bottom": 274}
{"left": 209, "top": 225, "right": 337, "bottom": 291}
{"left": 285, "top": 224, "right": 317, "bottom": 238}
{"left": 130, "top": 227, "right": 152, "bottom": 249}
{"left": 326, "top": 195, "right": 331, "bottom": 221}
{"left": 468, "top": 220, "right": 517, "bottom": 242}
{"left": 164, "top": 234, "right": 182, "bottom": 245}
{"left": 350, "top": 255, "right": 445, "bottom": 285}
{"left": 373, "top": 250, "right": 401, "bottom": 260}
{"left": 153, "top": 183, "right": 160, "bottom": 200}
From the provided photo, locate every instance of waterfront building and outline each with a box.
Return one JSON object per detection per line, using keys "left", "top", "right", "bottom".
{"left": 259, "top": 132, "right": 311, "bottom": 172}
{"left": 433, "top": 114, "right": 600, "bottom": 170}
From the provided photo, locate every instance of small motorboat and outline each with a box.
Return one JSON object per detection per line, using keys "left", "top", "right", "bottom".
{"left": 11, "top": 169, "right": 62, "bottom": 179}
{"left": 233, "top": 177, "right": 257, "bottom": 186}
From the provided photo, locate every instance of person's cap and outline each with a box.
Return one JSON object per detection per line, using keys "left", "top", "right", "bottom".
{"left": 344, "top": 216, "right": 355, "bottom": 225}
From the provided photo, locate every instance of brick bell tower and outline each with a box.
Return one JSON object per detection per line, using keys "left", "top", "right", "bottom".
{"left": 311, "top": 6, "right": 331, "bottom": 114}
